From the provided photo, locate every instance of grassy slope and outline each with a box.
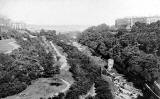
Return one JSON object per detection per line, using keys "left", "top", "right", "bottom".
{"left": 0, "top": 39, "right": 19, "bottom": 53}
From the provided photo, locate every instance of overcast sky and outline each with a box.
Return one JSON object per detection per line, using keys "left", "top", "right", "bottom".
{"left": 0, "top": 0, "right": 160, "bottom": 25}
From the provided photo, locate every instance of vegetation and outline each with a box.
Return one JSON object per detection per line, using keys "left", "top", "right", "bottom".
{"left": 2, "top": 21, "right": 160, "bottom": 98}
{"left": 57, "top": 42, "right": 113, "bottom": 99}
{"left": 0, "top": 28, "right": 113, "bottom": 99}
{"left": 39, "top": 29, "right": 58, "bottom": 43}
{"left": 78, "top": 21, "right": 160, "bottom": 99}
{"left": 0, "top": 29, "right": 60, "bottom": 98}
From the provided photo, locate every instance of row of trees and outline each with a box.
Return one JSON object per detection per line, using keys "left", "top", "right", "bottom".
{"left": 78, "top": 22, "right": 160, "bottom": 99}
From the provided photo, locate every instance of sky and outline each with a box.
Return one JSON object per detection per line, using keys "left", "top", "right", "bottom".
{"left": 0, "top": 0, "right": 160, "bottom": 25}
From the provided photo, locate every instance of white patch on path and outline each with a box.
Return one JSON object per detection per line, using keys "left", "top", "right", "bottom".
{"left": 60, "top": 79, "right": 71, "bottom": 93}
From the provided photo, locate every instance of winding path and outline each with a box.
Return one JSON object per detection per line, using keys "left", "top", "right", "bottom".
{"left": 60, "top": 79, "right": 71, "bottom": 93}
{"left": 49, "top": 41, "right": 72, "bottom": 93}
{"left": 49, "top": 41, "right": 68, "bottom": 70}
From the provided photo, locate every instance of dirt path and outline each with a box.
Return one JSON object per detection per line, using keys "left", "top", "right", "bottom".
{"left": 50, "top": 41, "right": 69, "bottom": 70}
{"left": 49, "top": 41, "right": 73, "bottom": 95}
{"left": 60, "top": 79, "right": 71, "bottom": 93}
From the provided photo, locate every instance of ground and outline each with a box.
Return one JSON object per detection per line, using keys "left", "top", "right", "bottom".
{"left": 0, "top": 39, "right": 20, "bottom": 53}
{"left": 3, "top": 71, "right": 74, "bottom": 99}
{"left": 3, "top": 77, "right": 67, "bottom": 99}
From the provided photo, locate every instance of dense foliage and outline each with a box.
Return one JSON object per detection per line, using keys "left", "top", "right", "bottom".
{"left": 39, "top": 29, "right": 58, "bottom": 42}
{"left": 57, "top": 42, "right": 113, "bottom": 99}
{"left": 78, "top": 22, "right": 160, "bottom": 99}
{"left": 0, "top": 30, "right": 60, "bottom": 98}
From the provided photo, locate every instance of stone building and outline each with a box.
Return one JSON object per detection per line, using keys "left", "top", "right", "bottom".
{"left": 0, "top": 16, "right": 26, "bottom": 32}
{"left": 10, "top": 22, "right": 26, "bottom": 30}
{"left": 115, "top": 16, "right": 160, "bottom": 30}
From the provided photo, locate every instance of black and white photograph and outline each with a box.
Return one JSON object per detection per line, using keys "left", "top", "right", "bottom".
{"left": 0, "top": 0, "right": 160, "bottom": 99}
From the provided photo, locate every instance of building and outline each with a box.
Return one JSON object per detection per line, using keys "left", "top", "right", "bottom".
{"left": 146, "top": 16, "right": 160, "bottom": 24}
{"left": 115, "top": 16, "right": 160, "bottom": 30}
{"left": 10, "top": 22, "right": 26, "bottom": 30}
{"left": 0, "top": 16, "right": 26, "bottom": 32}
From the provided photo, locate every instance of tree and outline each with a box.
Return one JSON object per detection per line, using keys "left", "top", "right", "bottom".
{"left": 0, "top": 30, "right": 60, "bottom": 98}
{"left": 78, "top": 23, "right": 160, "bottom": 99}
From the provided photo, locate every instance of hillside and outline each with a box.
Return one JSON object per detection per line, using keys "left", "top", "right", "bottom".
{"left": 1, "top": 22, "right": 160, "bottom": 99}
{"left": 78, "top": 22, "right": 160, "bottom": 99}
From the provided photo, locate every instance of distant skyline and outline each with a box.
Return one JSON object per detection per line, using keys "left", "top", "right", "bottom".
{"left": 0, "top": 0, "right": 160, "bottom": 25}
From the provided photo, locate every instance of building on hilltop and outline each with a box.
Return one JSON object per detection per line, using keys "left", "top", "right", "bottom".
{"left": 10, "top": 22, "right": 26, "bottom": 30}
{"left": 115, "top": 16, "right": 160, "bottom": 30}
{"left": 0, "top": 16, "right": 26, "bottom": 32}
